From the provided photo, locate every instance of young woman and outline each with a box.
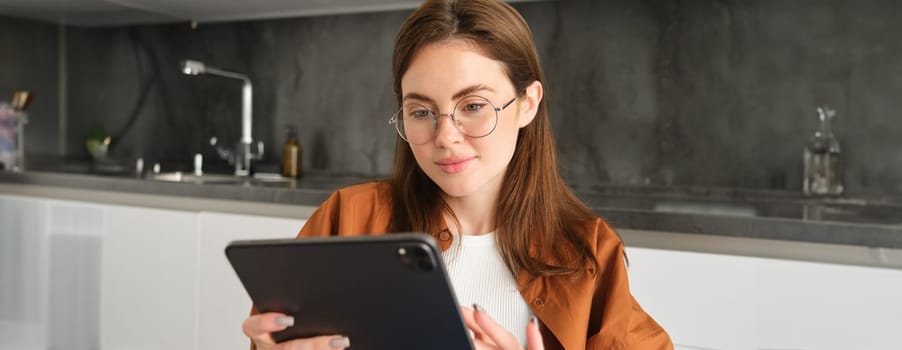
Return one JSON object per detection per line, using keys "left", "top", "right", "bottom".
{"left": 243, "top": 0, "right": 672, "bottom": 349}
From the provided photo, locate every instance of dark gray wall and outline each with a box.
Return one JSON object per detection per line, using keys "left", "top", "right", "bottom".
{"left": 0, "top": 15, "right": 60, "bottom": 155}
{"left": 8, "top": 0, "right": 902, "bottom": 194}
{"left": 640, "top": 0, "right": 902, "bottom": 194}
{"left": 65, "top": 12, "right": 405, "bottom": 174}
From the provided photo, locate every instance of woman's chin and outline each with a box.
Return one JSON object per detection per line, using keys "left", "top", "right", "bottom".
{"left": 434, "top": 181, "right": 479, "bottom": 198}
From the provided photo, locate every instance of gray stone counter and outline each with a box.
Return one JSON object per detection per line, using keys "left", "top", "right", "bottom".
{"left": 2, "top": 170, "right": 900, "bottom": 251}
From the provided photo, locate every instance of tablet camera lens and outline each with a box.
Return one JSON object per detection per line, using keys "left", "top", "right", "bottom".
{"left": 417, "top": 259, "right": 436, "bottom": 271}
{"left": 398, "top": 244, "right": 436, "bottom": 271}
{"left": 412, "top": 245, "right": 435, "bottom": 271}
{"left": 413, "top": 247, "right": 426, "bottom": 257}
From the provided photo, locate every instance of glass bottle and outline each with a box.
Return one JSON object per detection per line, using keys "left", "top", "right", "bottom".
{"left": 803, "top": 106, "right": 843, "bottom": 195}
{"left": 281, "top": 125, "right": 302, "bottom": 178}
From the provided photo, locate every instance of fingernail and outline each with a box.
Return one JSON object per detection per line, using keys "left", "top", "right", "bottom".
{"left": 274, "top": 316, "right": 294, "bottom": 327}
{"left": 530, "top": 315, "right": 538, "bottom": 324}
{"left": 472, "top": 303, "right": 482, "bottom": 313}
{"left": 329, "top": 336, "right": 351, "bottom": 349}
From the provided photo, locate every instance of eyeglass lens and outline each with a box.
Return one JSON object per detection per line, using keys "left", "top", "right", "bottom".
{"left": 395, "top": 96, "right": 499, "bottom": 144}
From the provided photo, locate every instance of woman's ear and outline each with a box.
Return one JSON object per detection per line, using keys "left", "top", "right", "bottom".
{"left": 517, "top": 80, "right": 543, "bottom": 128}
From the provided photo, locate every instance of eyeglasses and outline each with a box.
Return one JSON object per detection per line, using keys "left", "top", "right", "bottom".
{"left": 389, "top": 95, "right": 519, "bottom": 145}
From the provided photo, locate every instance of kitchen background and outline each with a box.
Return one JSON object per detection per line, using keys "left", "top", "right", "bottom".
{"left": 3, "top": 2, "right": 902, "bottom": 350}
{"left": 1, "top": 0, "right": 901, "bottom": 194}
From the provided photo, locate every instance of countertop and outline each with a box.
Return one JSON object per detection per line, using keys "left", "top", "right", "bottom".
{"left": 2, "top": 168, "right": 900, "bottom": 251}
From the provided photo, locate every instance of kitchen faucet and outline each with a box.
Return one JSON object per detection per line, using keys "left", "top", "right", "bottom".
{"left": 181, "top": 59, "right": 263, "bottom": 176}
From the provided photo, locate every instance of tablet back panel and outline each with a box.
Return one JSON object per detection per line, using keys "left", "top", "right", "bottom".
{"left": 226, "top": 233, "right": 473, "bottom": 349}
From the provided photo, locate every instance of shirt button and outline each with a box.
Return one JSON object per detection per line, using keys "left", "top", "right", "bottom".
{"left": 438, "top": 230, "right": 451, "bottom": 241}
{"left": 534, "top": 298, "right": 545, "bottom": 307}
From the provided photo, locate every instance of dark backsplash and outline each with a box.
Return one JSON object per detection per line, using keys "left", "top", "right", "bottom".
{"left": 2, "top": 0, "right": 901, "bottom": 194}
{"left": 0, "top": 15, "right": 60, "bottom": 155}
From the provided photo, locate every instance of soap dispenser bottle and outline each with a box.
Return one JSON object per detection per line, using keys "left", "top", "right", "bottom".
{"left": 281, "top": 125, "right": 302, "bottom": 178}
{"left": 803, "top": 106, "right": 843, "bottom": 195}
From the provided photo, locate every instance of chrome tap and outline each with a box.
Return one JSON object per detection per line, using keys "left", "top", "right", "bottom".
{"left": 182, "top": 60, "right": 263, "bottom": 176}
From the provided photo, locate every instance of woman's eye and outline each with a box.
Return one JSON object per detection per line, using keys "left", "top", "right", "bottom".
{"left": 462, "top": 103, "right": 485, "bottom": 113}
{"left": 409, "top": 109, "right": 432, "bottom": 119}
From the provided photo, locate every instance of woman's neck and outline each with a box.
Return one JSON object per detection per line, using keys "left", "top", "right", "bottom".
{"left": 443, "top": 188, "right": 499, "bottom": 236}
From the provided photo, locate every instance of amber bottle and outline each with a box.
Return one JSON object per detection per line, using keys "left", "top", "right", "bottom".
{"left": 281, "top": 125, "right": 302, "bottom": 178}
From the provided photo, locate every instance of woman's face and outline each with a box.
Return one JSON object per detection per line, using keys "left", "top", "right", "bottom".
{"left": 400, "top": 39, "right": 538, "bottom": 199}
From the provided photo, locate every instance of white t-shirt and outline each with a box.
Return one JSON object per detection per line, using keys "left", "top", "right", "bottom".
{"left": 441, "top": 232, "right": 533, "bottom": 345}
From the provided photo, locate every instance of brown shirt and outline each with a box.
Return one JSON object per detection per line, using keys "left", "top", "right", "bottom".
{"left": 289, "top": 181, "right": 673, "bottom": 350}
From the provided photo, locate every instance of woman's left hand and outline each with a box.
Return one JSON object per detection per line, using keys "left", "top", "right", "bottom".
{"left": 460, "top": 305, "right": 544, "bottom": 350}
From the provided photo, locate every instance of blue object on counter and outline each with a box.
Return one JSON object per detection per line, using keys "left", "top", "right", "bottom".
{"left": 0, "top": 103, "right": 19, "bottom": 170}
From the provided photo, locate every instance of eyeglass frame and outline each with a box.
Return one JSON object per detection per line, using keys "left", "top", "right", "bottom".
{"left": 388, "top": 94, "right": 520, "bottom": 144}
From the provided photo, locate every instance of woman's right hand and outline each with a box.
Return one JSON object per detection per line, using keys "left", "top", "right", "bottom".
{"left": 242, "top": 312, "right": 351, "bottom": 350}
{"left": 460, "top": 306, "right": 544, "bottom": 350}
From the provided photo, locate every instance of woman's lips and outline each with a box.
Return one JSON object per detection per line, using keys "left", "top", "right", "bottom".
{"left": 435, "top": 156, "right": 475, "bottom": 174}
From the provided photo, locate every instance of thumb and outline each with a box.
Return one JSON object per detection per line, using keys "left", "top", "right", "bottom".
{"left": 525, "top": 316, "right": 544, "bottom": 350}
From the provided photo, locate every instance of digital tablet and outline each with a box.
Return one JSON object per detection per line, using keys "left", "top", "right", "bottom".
{"left": 225, "top": 233, "right": 473, "bottom": 349}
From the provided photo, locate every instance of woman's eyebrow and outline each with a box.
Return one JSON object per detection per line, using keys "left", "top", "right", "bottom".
{"left": 402, "top": 93, "right": 435, "bottom": 104}
{"left": 452, "top": 84, "right": 494, "bottom": 100}
{"left": 402, "top": 84, "right": 496, "bottom": 104}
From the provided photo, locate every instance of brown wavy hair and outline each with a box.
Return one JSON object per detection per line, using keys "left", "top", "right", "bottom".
{"left": 389, "top": 0, "right": 599, "bottom": 278}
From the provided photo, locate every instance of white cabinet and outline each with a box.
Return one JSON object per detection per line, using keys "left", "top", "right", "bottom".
{"left": 7, "top": 191, "right": 902, "bottom": 350}
{"left": 196, "top": 212, "right": 304, "bottom": 350}
{"left": 1, "top": 194, "right": 307, "bottom": 350}
{"left": 1, "top": 195, "right": 109, "bottom": 350}
{"left": 46, "top": 201, "right": 105, "bottom": 350}
{"left": 0, "top": 195, "right": 49, "bottom": 350}
{"left": 626, "top": 246, "right": 902, "bottom": 350}
{"left": 99, "top": 206, "right": 305, "bottom": 350}
{"left": 100, "top": 204, "right": 198, "bottom": 350}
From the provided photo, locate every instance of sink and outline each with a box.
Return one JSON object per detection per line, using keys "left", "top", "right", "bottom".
{"left": 146, "top": 171, "right": 376, "bottom": 190}
{"left": 150, "top": 172, "right": 245, "bottom": 184}
{"left": 149, "top": 172, "right": 297, "bottom": 185}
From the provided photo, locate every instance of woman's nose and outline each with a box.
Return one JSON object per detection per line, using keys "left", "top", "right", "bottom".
{"left": 433, "top": 114, "right": 463, "bottom": 144}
